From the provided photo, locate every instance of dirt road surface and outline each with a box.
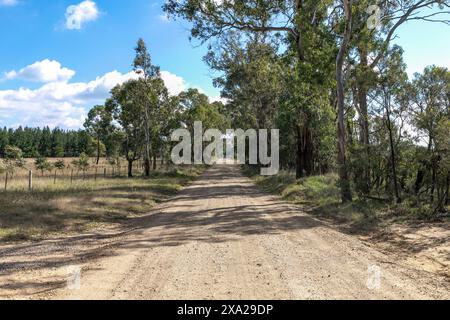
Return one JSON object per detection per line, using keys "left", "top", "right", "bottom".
{"left": 1, "top": 165, "right": 449, "bottom": 299}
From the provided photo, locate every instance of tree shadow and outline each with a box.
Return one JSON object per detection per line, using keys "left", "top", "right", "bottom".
{"left": 0, "top": 165, "right": 323, "bottom": 297}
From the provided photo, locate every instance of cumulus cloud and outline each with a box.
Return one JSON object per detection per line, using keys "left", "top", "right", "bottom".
{"left": 160, "top": 71, "right": 186, "bottom": 96}
{"left": 5, "top": 59, "right": 76, "bottom": 83}
{"left": 0, "top": 70, "right": 137, "bottom": 129}
{"left": 65, "top": 0, "right": 99, "bottom": 30}
{"left": 0, "top": 65, "right": 192, "bottom": 129}
{"left": 0, "top": 0, "right": 18, "bottom": 6}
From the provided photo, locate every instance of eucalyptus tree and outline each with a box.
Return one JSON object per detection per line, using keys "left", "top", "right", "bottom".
{"left": 107, "top": 81, "right": 145, "bottom": 178}
{"left": 333, "top": 0, "right": 450, "bottom": 200}
{"left": 179, "top": 88, "right": 229, "bottom": 132}
{"left": 178, "top": 1, "right": 336, "bottom": 178}
{"left": 205, "top": 34, "right": 281, "bottom": 131}
{"left": 163, "top": 0, "right": 348, "bottom": 194}
{"left": 72, "top": 153, "right": 90, "bottom": 179}
{"left": 84, "top": 105, "right": 114, "bottom": 164}
{"left": 133, "top": 38, "right": 162, "bottom": 176}
{"left": 164, "top": 0, "right": 450, "bottom": 202}
{"left": 371, "top": 46, "right": 409, "bottom": 203}
{"left": 2, "top": 145, "right": 25, "bottom": 176}
{"left": 409, "top": 66, "right": 450, "bottom": 204}
{"left": 148, "top": 77, "right": 171, "bottom": 169}
{"left": 35, "top": 157, "right": 53, "bottom": 177}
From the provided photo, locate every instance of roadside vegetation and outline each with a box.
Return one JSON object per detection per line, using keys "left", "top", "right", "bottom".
{"left": 245, "top": 165, "right": 450, "bottom": 277}
{"left": 0, "top": 166, "right": 203, "bottom": 243}
{"left": 245, "top": 166, "right": 450, "bottom": 234}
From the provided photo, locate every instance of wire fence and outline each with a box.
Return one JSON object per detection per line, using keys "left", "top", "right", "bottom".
{"left": 0, "top": 158, "right": 173, "bottom": 191}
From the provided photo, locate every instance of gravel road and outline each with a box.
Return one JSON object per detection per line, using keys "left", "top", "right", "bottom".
{"left": 58, "top": 165, "right": 449, "bottom": 299}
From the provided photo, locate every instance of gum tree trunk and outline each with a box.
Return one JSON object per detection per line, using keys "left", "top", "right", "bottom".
{"left": 335, "top": 0, "right": 353, "bottom": 203}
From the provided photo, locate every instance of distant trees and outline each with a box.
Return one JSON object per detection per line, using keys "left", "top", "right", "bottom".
{"left": 3, "top": 146, "right": 25, "bottom": 175}
{"left": 54, "top": 160, "right": 66, "bottom": 176}
{"left": 34, "top": 157, "right": 53, "bottom": 177}
{"left": 0, "top": 127, "right": 95, "bottom": 158}
{"left": 72, "top": 153, "right": 90, "bottom": 179}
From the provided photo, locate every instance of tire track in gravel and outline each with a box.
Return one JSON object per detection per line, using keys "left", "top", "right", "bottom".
{"left": 48, "top": 165, "right": 450, "bottom": 299}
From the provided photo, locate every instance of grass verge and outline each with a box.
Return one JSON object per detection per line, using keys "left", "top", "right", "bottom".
{"left": 243, "top": 166, "right": 449, "bottom": 234}
{"left": 0, "top": 166, "right": 204, "bottom": 243}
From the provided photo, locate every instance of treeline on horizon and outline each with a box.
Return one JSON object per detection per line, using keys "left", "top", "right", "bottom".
{"left": 0, "top": 127, "right": 95, "bottom": 159}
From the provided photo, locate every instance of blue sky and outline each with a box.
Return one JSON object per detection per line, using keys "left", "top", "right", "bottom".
{"left": 0, "top": 0, "right": 449, "bottom": 129}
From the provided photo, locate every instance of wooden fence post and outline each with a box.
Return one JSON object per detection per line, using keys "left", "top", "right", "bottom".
{"left": 4, "top": 172, "right": 8, "bottom": 191}
{"left": 104, "top": 168, "right": 107, "bottom": 178}
{"left": 54, "top": 170, "right": 57, "bottom": 184}
{"left": 95, "top": 168, "right": 98, "bottom": 181}
{"left": 71, "top": 169, "right": 74, "bottom": 184}
{"left": 29, "top": 170, "right": 33, "bottom": 191}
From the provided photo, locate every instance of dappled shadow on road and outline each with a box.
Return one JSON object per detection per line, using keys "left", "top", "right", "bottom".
{"left": 0, "top": 165, "right": 323, "bottom": 297}
{"left": 119, "top": 165, "right": 322, "bottom": 248}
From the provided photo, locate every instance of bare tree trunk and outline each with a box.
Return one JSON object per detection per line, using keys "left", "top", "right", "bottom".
{"left": 357, "top": 46, "right": 371, "bottom": 195}
{"left": 446, "top": 174, "right": 450, "bottom": 205}
{"left": 295, "top": 119, "right": 314, "bottom": 179}
{"left": 296, "top": 126, "right": 303, "bottom": 179}
{"left": 415, "top": 167, "right": 425, "bottom": 195}
{"left": 430, "top": 163, "right": 437, "bottom": 203}
{"left": 128, "top": 160, "right": 133, "bottom": 178}
{"left": 143, "top": 93, "right": 151, "bottom": 177}
{"left": 96, "top": 137, "right": 100, "bottom": 165}
{"left": 335, "top": 0, "right": 353, "bottom": 203}
{"left": 385, "top": 99, "right": 401, "bottom": 203}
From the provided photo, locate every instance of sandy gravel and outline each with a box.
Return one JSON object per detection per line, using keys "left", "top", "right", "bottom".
{"left": 1, "top": 165, "right": 449, "bottom": 300}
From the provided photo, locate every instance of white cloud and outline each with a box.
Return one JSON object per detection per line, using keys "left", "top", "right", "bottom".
{"left": 65, "top": 0, "right": 99, "bottom": 30}
{"left": 0, "top": 66, "right": 195, "bottom": 129}
{"left": 0, "top": 70, "right": 137, "bottom": 129}
{"left": 5, "top": 59, "right": 76, "bottom": 83}
{"left": 0, "top": 0, "right": 18, "bottom": 6}
{"left": 160, "top": 71, "right": 186, "bottom": 96}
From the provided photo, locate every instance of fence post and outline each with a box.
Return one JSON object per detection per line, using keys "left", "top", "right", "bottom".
{"left": 71, "top": 169, "right": 74, "bottom": 184}
{"left": 104, "top": 167, "right": 107, "bottom": 178}
{"left": 54, "top": 170, "right": 57, "bottom": 184}
{"left": 4, "top": 172, "right": 8, "bottom": 191}
{"left": 95, "top": 168, "right": 98, "bottom": 181}
{"left": 29, "top": 170, "right": 33, "bottom": 191}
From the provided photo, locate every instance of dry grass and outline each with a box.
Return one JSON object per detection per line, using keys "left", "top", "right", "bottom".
{"left": 0, "top": 166, "right": 204, "bottom": 242}
{"left": 1, "top": 157, "right": 152, "bottom": 190}
{"left": 243, "top": 166, "right": 449, "bottom": 231}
